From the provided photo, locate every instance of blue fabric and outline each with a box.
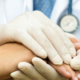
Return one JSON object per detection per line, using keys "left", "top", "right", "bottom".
{"left": 33, "top": 0, "right": 56, "bottom": 18}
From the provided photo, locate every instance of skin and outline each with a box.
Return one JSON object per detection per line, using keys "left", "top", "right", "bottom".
{"left": 0, "top": 38, "right": 79, "bottom": 80}
{"left": 0, "top": 43, "right": 36, "bottom": 80}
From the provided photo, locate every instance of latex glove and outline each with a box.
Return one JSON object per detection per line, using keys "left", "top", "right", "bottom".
{"left": 11, "top": 58, "right": 69, "bottom": 80}
{"left": 70, "top": 49, "right": 80, "bottom": 71}
{"left": 11, "top": 65, "right": 46, "bottom": 80}
{"left": 0, "top": 11, "right": 76, "bottom": 65}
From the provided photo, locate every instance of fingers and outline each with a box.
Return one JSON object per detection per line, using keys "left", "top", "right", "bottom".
{"left": 32, "top": 11, "right": 76, "bottom": 64}
{"left": 42, "top": 26, "right": 71, "bottom": 64}
{"left": 2, "top": 11, "right": 75, "bottom": 65}
{"left": 53, "top": 27, "right": 76, "bottom": 58}
{"left": 64, "top": 65, "right": 78, "bottom": 80}
{"left": 32, "top": 57, "right": 68, "bottom": 80}
{"left": 18, "top": 62, "right": 46, "bottom": 80}
{"left": 11, "top": 70, "right": 31, "bottom": 80}
{"left": 16, "top": 32, "right": 47, "bottom": 59}
{"left": 28, "top": 27, "right": 63, "bottom": 65}
{"left": 70, "top": 49, "right": 80, "bottom": 70}
{"left": 57, "top": 32, "right": 76, "bottom": 57}
{"left": 48, "top": 61, "right": 71, "bottom": 78}
{"left": 48, "top": 60, "right": 78, "bottom": 80}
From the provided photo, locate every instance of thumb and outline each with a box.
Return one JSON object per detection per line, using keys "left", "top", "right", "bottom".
{"left": 70, "top": 49, "right": 80, "bottom": 70}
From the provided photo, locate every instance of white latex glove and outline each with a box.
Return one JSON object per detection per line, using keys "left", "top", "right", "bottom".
{"left": 70, "top": 49, "right": 80, "bottom": 70}
{"left": 11, "top": 57, "right": 68, "bottom": 80}
{"left": 0, "top": 11, "right": 76, "bottom": 65}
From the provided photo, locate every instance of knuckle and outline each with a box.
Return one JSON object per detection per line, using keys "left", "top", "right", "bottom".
{"left": 27, "top": 26, "right": 36, "bottom": 33}
{"left": 42, "top": 26, "right": 52, "bottom": 32}
{"left": 27, "top": 26, "right": 41, "bottom": 34}
{"left": 13, "top": 29, "right": 24, "bottom": 39}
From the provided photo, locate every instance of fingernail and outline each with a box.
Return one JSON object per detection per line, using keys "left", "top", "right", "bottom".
{"left": 75, "top": 77, "right": 78, "bottom": 80}
{"left": 67, "top": 72, "right": 71, "bottom": 76}
{"left": 77, "top": 74, "right": 80, "bottom": 79}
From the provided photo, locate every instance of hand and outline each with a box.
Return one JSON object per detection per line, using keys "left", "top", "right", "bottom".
{"left": 11, "top": 57, "right": 80, "bottom": 80}
{"left": 0, "top": 11, "right": 76, "bottom": 65}
{"left": 11, "top": 57, "right": 69, "bottom": 80}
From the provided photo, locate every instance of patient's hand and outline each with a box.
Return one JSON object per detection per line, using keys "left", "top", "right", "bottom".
{"left": 0, "top": 43, "right": 36, "bottom": 80}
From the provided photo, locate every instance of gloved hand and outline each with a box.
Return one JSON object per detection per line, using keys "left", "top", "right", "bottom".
{"left": 0, "top": 11, "right": 76, "bottom": 65}
{"left": 11, "top": 57, "right": 80, "bottom": 80}
{"left": 11, "top": 58, "right": 69, "bottom": 80}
